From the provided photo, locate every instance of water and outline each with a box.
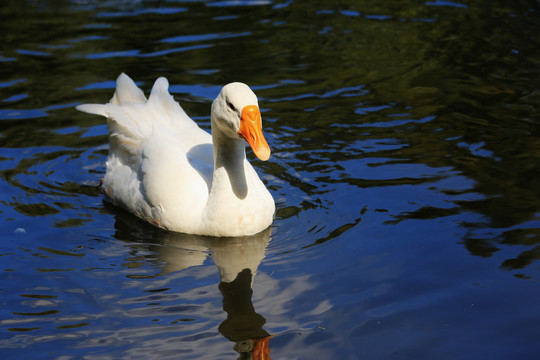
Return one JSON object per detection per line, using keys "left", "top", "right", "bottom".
{"left": 1, "top": 0, "right": 540, "bottom": 358}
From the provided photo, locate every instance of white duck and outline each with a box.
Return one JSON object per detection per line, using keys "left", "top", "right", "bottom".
{"left": 77, "top": 73, "right": 275, "bottom": 237}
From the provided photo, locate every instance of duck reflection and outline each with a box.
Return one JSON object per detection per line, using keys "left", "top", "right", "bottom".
{"left": 111, "top": 209, "right": 273, "bottom": 359}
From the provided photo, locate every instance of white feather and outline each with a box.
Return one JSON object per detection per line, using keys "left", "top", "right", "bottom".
{"left": 77, "top": 73, "right": 274, "bottom": 236}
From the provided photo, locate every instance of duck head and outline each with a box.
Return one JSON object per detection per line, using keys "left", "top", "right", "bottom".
{"left": 211, "top": 82, "right": 271, "bottom": 161}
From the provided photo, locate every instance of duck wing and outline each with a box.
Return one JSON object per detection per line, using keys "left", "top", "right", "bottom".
{"left": 77, "top": 74, "right": 214, "bottom": 228}
{"left": 77, "top": 73, "right": 212, "bottom": 166}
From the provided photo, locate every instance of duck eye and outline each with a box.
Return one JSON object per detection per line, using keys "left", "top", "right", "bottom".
{"left": 227, "top": 101, "right": 235, "bottom": 112}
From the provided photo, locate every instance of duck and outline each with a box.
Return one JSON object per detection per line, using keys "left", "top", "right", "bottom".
{"left": 76, "top": 73, "right": 275, "bottom": 237}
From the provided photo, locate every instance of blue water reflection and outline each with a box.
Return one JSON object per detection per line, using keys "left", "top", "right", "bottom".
{"left": 1, "top": 0, "right": 540, "bottom": 359}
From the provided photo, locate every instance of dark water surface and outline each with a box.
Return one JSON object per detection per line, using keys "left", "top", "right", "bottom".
{"left": 1, "top": 0, "right": 540, "bottom": 359}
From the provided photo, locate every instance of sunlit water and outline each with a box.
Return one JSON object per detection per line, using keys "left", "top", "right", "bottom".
{"left": 1, "top": 1, "right": 540, "bottom": 359}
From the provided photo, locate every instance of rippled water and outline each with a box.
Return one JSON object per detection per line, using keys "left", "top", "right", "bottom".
{"left": 1, "top": 0, "right": 540, "bottom": 359}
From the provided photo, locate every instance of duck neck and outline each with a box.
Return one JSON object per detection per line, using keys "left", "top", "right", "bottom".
{"left": 211, "top": 124, "right": 248, "bottom": 200}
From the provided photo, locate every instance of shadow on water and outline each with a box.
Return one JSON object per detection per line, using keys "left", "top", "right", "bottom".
{"left": 111, "top": 205, "right": 274, "bottom": 359}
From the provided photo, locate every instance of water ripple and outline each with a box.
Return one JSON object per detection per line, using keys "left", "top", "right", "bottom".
{"left": 1, "top": 0, "right": 540, "bottom": 358}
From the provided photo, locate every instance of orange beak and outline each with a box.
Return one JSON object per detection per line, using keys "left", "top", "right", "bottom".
{"left": 251, "top": 336, "right": 272, "bottom": 360}
{"left": 238, "top": 105, "right": 271, "bottom": 161}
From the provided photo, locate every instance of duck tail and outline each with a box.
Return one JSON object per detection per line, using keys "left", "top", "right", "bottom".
{"left": 110, "top": 73, "right": 147, "bottom": 105}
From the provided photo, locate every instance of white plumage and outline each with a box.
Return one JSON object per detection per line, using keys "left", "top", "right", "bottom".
{"left": 77, "top": 73, "right": 275, "bottom": 236}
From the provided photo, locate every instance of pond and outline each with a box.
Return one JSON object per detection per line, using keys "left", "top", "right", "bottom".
{"left": 1, "top": 0, "right": 540, "bottom": 359}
